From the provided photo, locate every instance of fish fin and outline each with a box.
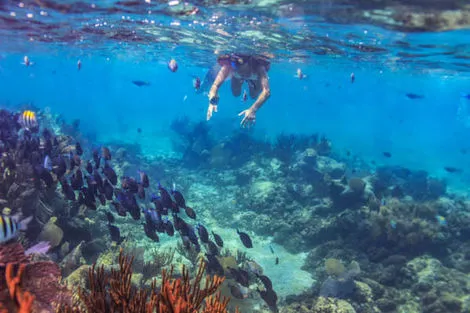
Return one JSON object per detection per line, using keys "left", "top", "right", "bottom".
{"left": 19, "top": 216, "right": 33, "bottom": 230}
{"left": 10, "top": 213, "right": 22, "bottom": 222}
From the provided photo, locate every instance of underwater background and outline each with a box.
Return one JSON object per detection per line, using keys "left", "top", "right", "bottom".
{"left": 1, "top": 0, "right": 470, "bottom": 312}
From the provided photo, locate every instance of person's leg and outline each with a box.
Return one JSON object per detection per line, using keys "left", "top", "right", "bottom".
{"left": 248, "top": 78, "right": 262, "bottom": 99}
{"left": 231, "top": 77, "right": 243, "bottom": 97}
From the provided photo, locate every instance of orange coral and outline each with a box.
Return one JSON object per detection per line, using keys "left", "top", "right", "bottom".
{"left": 0, "top": 263, "right": 35, "bottom": 313}
{"left": 58, "top": 249, "right": 237, "bottom": 313}
{"left": 157, "top": 260, "right": 228, "bottom": 313}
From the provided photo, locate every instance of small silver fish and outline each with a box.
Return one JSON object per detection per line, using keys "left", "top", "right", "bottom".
{"left": 168, "top": 59, "right": 178, "bottom": 72}
{"left": 22, "top": 56, "right": 33, "bottom": 67}
{"left": 296, "top": 68, "right": 306, "bottom": 80}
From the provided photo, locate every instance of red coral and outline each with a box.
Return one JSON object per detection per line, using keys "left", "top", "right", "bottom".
{"left": 23, "top": 261, "right": 71, "bottom": 311}
{"left": 0, "top": 242, "right": 29, "bottom": 266}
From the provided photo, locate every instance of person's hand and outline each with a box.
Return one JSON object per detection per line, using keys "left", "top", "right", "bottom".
{"left": 238, "top": 108, "right": 256, "bottom": 128}
{"left": 207, "top": 104, "right": 218, "bottom": 121}
{"left": 207, "top": 92, "right": 219, "bottom": 121}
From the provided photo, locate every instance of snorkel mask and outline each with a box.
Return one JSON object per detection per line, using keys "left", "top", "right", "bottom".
{"left": 218, "top": 54, "right": 246, "bottom": 70}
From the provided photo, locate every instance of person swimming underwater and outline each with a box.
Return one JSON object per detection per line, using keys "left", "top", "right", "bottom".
{"left": 206, "top": 53, "right": 271, "bottom": 128}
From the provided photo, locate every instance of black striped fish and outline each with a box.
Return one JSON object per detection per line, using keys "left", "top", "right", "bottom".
{"left": 18, "top": 110, "right": 38, "bottom": 130}
{"left": 0, "top": 215, "right": 33, "bottom": 243}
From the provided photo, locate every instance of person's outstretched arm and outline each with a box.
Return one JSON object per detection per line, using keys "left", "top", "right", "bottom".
{"left": 250, "top": 66, "right": 271, "bottom": 112}
{"left": 238, "top": 66, "right": 271, "bottom": 127}
{"left": 207, "top": 65, "right": 231, "bottom": 121}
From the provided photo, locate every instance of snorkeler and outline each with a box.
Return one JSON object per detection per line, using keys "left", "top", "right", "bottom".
{"left": 206, "top": 53, "right": 271, "bottom": 128}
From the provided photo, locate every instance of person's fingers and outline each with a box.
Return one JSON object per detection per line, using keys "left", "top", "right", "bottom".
{"left": 238, "top": 110, "right": 245, "bottom": 116}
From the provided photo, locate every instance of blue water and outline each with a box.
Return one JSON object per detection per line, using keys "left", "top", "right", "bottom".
{"left": 1, "top": 1, "right": 470, "bottom": 191}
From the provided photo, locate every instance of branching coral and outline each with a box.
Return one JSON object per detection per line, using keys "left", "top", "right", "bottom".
{"left": 158, "top": 260, "right": 228, "bottom": 313}
{"left": 0, "top": 263, "right": 35, "bottom": 313}
{"left": 58, "top": 249, "right": 238, "bottom": 313}
{"left": 176, "top": 241, "right": 200, "bottom": 266}
{"left": 0, "top": 242, "right": 70, "bottom": 313}
{"left": 142, "top": 248, "right": 175, "bottom": 281}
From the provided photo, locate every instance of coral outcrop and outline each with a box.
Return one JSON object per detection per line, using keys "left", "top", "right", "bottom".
{"left": 57, "top": 249, "right": 237, "bottom": 313}
{"left": 0, "top": 242, "right": 71, "bottom": 313}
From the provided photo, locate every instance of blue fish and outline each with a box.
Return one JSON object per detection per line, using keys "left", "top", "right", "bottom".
{"left": 148, "top": 209, "right": 161, "bottom": 224}
{"left": 406, "top": 93, "right": 424, "bottom": 100}
{"left": 132, "top": 80, "right": 151, "bottom": 87}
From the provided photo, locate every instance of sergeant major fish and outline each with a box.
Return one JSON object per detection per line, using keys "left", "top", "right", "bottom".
{"left": 0, "top": 215, "right": 33, "bottom": 243}
{"left": 18, "top": 110, "right": 38, "bottom": 130}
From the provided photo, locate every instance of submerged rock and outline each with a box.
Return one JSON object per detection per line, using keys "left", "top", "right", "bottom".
{"left": 64, "top": 265, "right": 89, "bottom": 291}
{"left": 320, "top": 261, "right": 361, "bottom": 299}
{"left": 38, "top": 217, "right": 64, "bottom": 249}
{"left": 313, "top": 297, "right": 356, "bottom": 313}
{"left": 60, "top": 241, "right": 86, "bottom": 277}
{"left": 317, "top": 156, "right": 346, "bottom": 179}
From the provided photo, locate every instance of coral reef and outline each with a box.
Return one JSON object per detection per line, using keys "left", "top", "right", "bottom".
{"left": 142, "top": 247, "right": 175, "bottom": 282}
{"left": 0, "top": 242, "right": 71, "bottom": 312}
{"left": 0, "top": 264, "right": 34, "bottom": 313}
{"left": 3, "top": 106, "right": 470, "bottom": 313}
{"left": 57, "top": 249, "right": 236, "bottom": 313}
{"left": 168, "top": 117, "right": 470, "bottom": 313}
